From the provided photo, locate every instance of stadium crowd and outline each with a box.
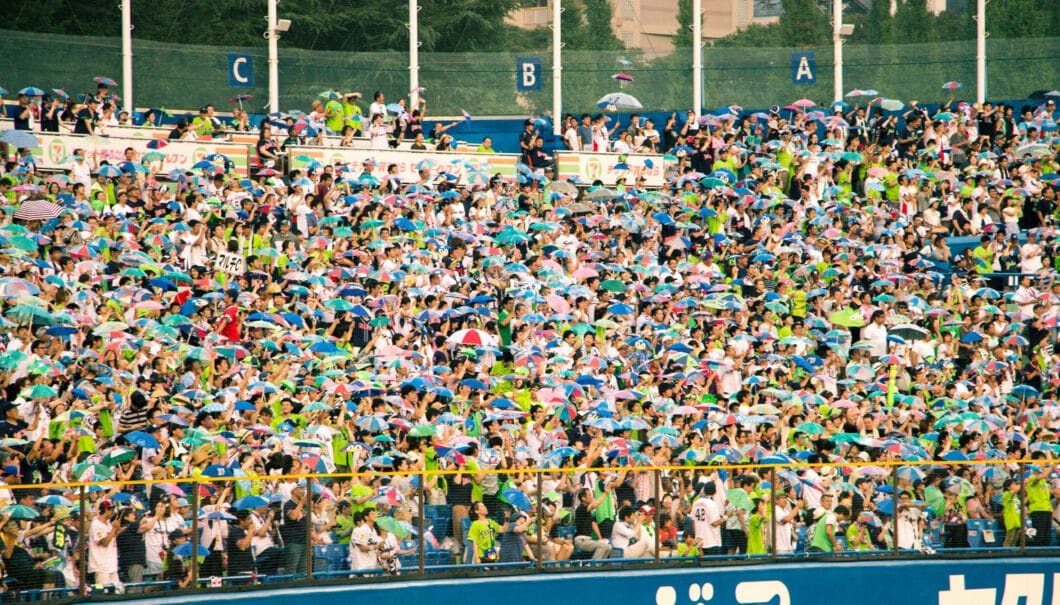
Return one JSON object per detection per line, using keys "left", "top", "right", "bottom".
{"left": 0, "top": 80, "right": 1057, "bottom": 594}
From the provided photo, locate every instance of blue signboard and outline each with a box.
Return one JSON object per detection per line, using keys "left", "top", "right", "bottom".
{"left": 516, "top": 57, "right": 542, "bottom": 92}
{"left": 133, "top": 557, "right": 1060, "bottom": 605}
{"left": 791, "top": 51, "right": 816, "bottom": 85}
{"left": 228, "top": 53, "right": 254, "bottom": 89}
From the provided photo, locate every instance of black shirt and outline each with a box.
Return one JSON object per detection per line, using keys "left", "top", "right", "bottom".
{"left": 10, "top": 104, "right": 32, "bottom": 131}
{"left": 226, "top": 526, "right": 254, "bottom": 574}
{"left": 574, "top": 504, "right": 594, "bottom": 538}
{"left": 117, "top": 520, "right": 147, "bottom": 567}
{"left": 280, "top": 500, "right": 307, "bottom": 546}
{"left": 74, "top": 108, "right": 96, "bottom": 135}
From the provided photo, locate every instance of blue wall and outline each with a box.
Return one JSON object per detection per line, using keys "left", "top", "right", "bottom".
{"left": 125, "top": 557, "right": 1060, "bottom": 605}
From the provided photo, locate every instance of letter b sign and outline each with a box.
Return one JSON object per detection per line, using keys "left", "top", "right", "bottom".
{"left": 517, "top": 57, "right": 542, "bottom": 92}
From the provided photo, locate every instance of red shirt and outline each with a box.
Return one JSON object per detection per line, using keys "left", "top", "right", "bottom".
{"left": 218, "top": 304, "right": 241, "bottom": 342}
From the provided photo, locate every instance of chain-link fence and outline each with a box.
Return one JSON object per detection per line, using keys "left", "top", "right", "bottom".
{"left": 1, "top": 29, "right": 1057, "bottom": 116}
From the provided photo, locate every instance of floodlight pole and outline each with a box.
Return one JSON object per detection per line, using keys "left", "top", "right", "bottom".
{"left": 692, "top": 0, "right": 702, "bottom": 119}
{"left": 121, "top": 0, "right": 133, "bottom": 114}
{"left": 833, "top": 0, "right": 843, "bottom": 104}
{"left": 267, "top": 0, "right": 280, "bottom": 115}
{"left": 409, "top": 0, "right": 420, "bottom": 107}
{"left": 552, "top": 0, "right": 563, "bottom": 136}
{"left": 975, "top": 0, "right": 986, "bottom": 104}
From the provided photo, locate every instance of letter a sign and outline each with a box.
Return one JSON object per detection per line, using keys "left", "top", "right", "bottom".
{"left": 791, "top": 51, "right": 816, "bottom": 86}
{"left": 516, "top": 57, "right": 542, "bottom": 92}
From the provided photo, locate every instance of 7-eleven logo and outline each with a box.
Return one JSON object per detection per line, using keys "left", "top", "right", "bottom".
{"left": 49, "top": 140, "right": 66, "bottom": 163}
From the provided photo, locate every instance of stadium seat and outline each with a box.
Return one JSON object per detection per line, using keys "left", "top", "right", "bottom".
{"left": 965, "top": 519, "right": 1001, "bottom": 548}
{"left": 795, "top": 526, "right": 809, "bottom": 553}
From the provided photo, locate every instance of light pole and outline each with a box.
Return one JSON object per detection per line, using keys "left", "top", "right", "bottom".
{"left": 409, "top": 0, "right": 420, "bottom": 108}
{"left": 975, "top": 0, "right": 986, "bottom": 104}
{"left": 552, "top": 0, "right": 563, "bottom": 136}
{"left": 833, "top": 2, "right": 853, "bottom": 104}
{"left": 265, "top": 0, "right": 290, "bottom": 115}
{"left": 692, "top": 0, "right": 702, "bottom": 118}
{"left": 121, "top": 0, "right": 133, "bottom": 115}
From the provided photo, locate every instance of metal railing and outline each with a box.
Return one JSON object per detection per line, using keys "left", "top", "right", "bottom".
{"left": 1, "top": 457, "right": 1055, "bottom": 600}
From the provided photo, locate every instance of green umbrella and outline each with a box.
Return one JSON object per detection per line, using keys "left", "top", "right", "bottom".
{"left": 409, "top": 424, "right": 436, "bottom": 438}
{"left": 0, "top": 505, "right": 39, "bottom": 520}
{"left": 828, "top": 308, "right": 866, "bottom": 328}
{"left": 5, "top": 305, "right": 55, "bottom": 325}
{"left": 20, "top": 385, "right": 57, "bottom": 399}
{"left": 764, "top": 301, "right": 790, "bottom": 315}
{"left": 324, "top": 299, "right": 355, "bottom": 312}
{"left": 369, "top": 317, "right": 390, "bottom": 327}
{"left": 700, "top": 177, "right": 727, "bottom": 190}
{"left": 102, "top": 447, "right": 137, "bottom": 466}
{"left": 568, "top": 323, "right": 594, "bottom": 336}
{"left": 375, "top": 516, "right": 409, "bottom": 538}
{"left": 725, "top": 488, "right": 753, "bottom": 511}
{"left": 795, "top": 421, "right": 826, "bottom": 435}
{"left": 600, "top": 280, "right": 627, "bottom": 293}
{"left": 8, "top": 235, "right": 38, "bottom": 252}
{"left": 93, "top": 321, "right": 129, "bottom": 334}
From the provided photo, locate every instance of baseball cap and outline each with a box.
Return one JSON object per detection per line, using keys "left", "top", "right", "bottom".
{"left": 639, "top": 505, "right": 655, "bottom": 515}
{"left": 98, "top": 500, "right": 114, "bottom": 510}
{"left": 1, "top": 465, "right": 20, "bottom": 477}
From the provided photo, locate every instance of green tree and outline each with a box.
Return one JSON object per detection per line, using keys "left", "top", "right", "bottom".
{"left": 583, "top": 0, "right": 624, "bottom": 50}
{"left": 672, "top": 0, "right": 693, "bottom": 48}
{"left": 851, "top": 0, "right": 894, "bottom": 44}
{"left": 711, "top": 23, "right": 783, "bottom": 48}
{"left": 987, "top": 0, "right": 1047, "bottom": 38}
{"left": 891, "top": 0, "right": 936, "bottom": 43}
{"left": 778, "top": 0, "right": 830, "bottom": 47}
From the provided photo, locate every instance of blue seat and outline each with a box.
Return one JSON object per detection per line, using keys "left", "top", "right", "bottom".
{"left": 555, "top": 525, "right": 576, "bottom": 540}
{"left": 795, "top": 526, "right": 809, "bottom": 553}
{"left": 609, "top": 547, "right": 624, "bottom": 559}
{"left": 967, "top": 518, "right": 999, "bottom": 548}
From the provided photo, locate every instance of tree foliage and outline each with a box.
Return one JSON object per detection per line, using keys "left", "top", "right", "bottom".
{"left": 778, "top": 0, "right": 830, "bottom": 47}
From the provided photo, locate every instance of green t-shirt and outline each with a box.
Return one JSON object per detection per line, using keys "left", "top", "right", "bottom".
{"left": 324, "top": 99, "right": 345, "bottom": 132}
{"left": 498, "top": 310, "right": 512, "bottom": 347}
{"left": 467, "top": 518, "right": 501, "bottom": 558}
{"left": 1027, "top": 478, "right": 1050, "bottom": 513}
{"left": 810, "top": 513, "right": 837, "bottom": 552}
{"left": 846, "top": 523, "right": 872, "bottom": 551}
{"left": 349, "top": 483, "right": 377, "bottom": 516}
{"left": 191, "top": 117, "right": 213, "bottom": 137}
{"left": 746, "top": 513, "right": 766, "bottom": 555}
{"left": 1002, "top": 491, "right": 1021, "bottom": 530}
{"left": 971, "top": 245, "right": 994, "bottom": 274}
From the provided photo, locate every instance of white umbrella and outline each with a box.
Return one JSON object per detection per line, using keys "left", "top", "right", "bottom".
{"left": 14, "top": 199, "right": 63, "bottom": 221}
{"left": 596, "top": 93, "right": 643, "bottom": 111}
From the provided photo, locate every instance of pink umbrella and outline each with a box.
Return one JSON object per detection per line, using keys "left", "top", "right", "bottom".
{"left": 867, "top": 166, "right": 889, "bottom": 178}
{"left": 791, "top": 98, "right": 816, "bottom": 108}
{"left": 546, "top": 294, "right": 571, "bottom": 314}
{"left": 572, "top": 267, "right": 599, "bottom": 280}
{"left": 611, "top": 73, "right": 633, "bottom": 82}
{"left": 942, "top": 81, "right": 963, "bottom": 89}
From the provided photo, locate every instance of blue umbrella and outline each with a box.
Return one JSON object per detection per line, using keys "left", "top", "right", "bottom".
{"left": 308, "top": 341, "right": 343, "bottom": 354}
{"left": 896, "top": 466, "right": 923, "bottom": 481}
{"left": 200, "top": 511, "right": 237, "bottom": 521}
{"left": 96, "top": 164, "right": 123, "bottom": 178}
{"left": 17, "top": 86, "right": 45, "bottom": 96}
{"left": 1011, "top": 385, "right": 1039, "bottom": 400}
{"left": 172, "top": 543, "right": 210, "bottom": 558}
{"left": 124, "top": 430, "right": 160, "bottom": 449}
{"left": 231, "top": 495, "right": 269, "bottom": 510}
{"left": 501, "top": 488, "right": 533, "bottom": 512}
{"left": 0, "top": 130, "right": 39, "bottom": 149}
{"left": 356, "top": 415, "right": 390, "bottom": 432}
{"left": 202, "top": 464, "right": 235, "bottom": 477}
